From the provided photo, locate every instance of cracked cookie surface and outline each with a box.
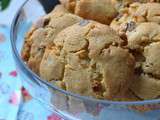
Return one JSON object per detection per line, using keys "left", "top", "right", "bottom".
{"left": 110, "top": 2, "right": 160, "bottom": 37}
{"left": 60, "top": 0, "right": 118, "bottom": 24}
{"left": 110, "top": 2, "right": 160, "bottom": 100}
{"left": 128, "top": 22, "right": 160, "bottom": 100}
{"left": 39, "top": 20, "right": 137, "bottom": 100}
{"left": 21, "top": 5, "right": 82, "bottom": 74}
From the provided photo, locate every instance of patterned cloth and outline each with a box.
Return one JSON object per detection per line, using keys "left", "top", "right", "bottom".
{"left": 0, "top": 26, "right": 63, "bottom": 120}
{"left": 0, "top": 26, "right": 21, "bottom": 120}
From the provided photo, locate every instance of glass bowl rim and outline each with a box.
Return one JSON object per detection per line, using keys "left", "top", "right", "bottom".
{"left": 10, "top": 0, "right": 160, "bottom": 106}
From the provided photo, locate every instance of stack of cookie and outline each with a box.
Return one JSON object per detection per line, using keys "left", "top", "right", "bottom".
{"left": 22, "top": 0, "right": 160, "bottom": 101}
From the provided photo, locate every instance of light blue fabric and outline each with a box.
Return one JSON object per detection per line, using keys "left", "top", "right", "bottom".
{"left": 0, "top": 27, "right": 21, "bottom": 120}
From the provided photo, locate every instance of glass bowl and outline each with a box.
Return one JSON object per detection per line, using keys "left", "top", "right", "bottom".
{"left": 10, "top": 0, "right": 160, "bottom": 119}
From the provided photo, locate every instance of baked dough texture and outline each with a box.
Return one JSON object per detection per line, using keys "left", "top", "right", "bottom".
{"left": 60, "top": 0, "right": 160, "bottom": 25}
{"left": 127, "top": 22, "right": 160, "bottom": 100}
{"left": 110, "top": 4, "right": 160, "bottom": 100}
{"left": 22, "top": 2, "right": 160, "bottom": 101}
{"left": 60, "top": 0, "right": 118, "bottom": 24}
{"left": 22, "top": 5, "right": 82, "bottom": 74}
{"left": 40, "top": 20, "right": 137, "bottom": 101}
{"left": 110, "top": 2, "right": 160, "bottom": 36}
{"left": 22, "top": 8, "right": 138, "bottom": 100}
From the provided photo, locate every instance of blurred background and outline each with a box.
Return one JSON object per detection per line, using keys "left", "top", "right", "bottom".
{"left": 0, "top": 0, "right": 25, "bottom": 26}
{"left": 0, "top": 0, "right": 58, "bottom": 26}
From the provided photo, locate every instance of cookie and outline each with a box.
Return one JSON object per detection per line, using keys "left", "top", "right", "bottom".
{"left": 75, "top": 0, "right": 118, "bottom": 25}
{"left": 60, "top": 0, "right": 118, "bottom": 25}
{"left": 131, "top": 74, "right": 160, "bottom": 100}
{"left": 143, "top": 42, "right": 160, "bottom": 79}
{"left": 21, "top": 5, "right": 67, "bottom": 62}
{"left": 41, "top": 20, "right": 97, "bottom": 97}
{"left": 22, "top": 5, "right": 82, "bottom": 74}
{"left": 110, "top": 2, "right": 141, "bottom": 36}
{"left": 135, "top": 3, "right": 160, "bottom": 24}
{"left": 21, "top": 26, "right": 37, "bottom": 61}
{"left": 27, "top": 28, "right": 49, "bottom": 74}
{"left": 127, "top": 22, "right": 160, "bottom": 50}
{"left": 112, "top": 0, "right": 137, "bottom": 11}
{"left": 59, "top": 0, "right": 76, "bottom": 12}
{"left": 127, "top": 22, "right": 160, "bottom": 99}
{"left": 40, "top": 48, "right": 65, "bottom": 81}
{"left": 110, "top": 2, "right": 160, "bottom": 37}
{"left": 112, "top": 0, "right": 160, "bottom": 11}
{"left": 99, "top": 46, "right": 135, "bottom": 99}
{"left": 39, "top": 20, "right": 138, "bottom": 100}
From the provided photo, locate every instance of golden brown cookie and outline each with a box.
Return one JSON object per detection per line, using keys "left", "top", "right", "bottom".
{"left": 99, "top": 46, "right": 135, "bottom": 99}
{"left": 112, "top": 0, "right": 136, "bottom": 11}
{"left": 60, "top": 0, "right": 118, "bottom": 25}
{"left": 127, "top": 22, "right": 160, "bottom": 100}
{"left": 22, "top": 5, "right": 82, "bottom": 74}
{"left": 143, "top": 42, "right": 160, "bottom": 78}
{"left": 39, "top": 20, "right": 138, "bottom": 101}
{"left": 74, "top": 0, "right": 118, "bottom": 25}
{"left": 110, "top": 2, "right": 160, "bottom": 38}
{"left": 127, "top": 22, "right": 160, "bottom": 50}
{"left": 21, "top": 5, "right": 68, "bottom": 63}
{"left": 112, "top": 0, "right": 160, "bottom": 11}
{"left": 110, "top": 2, "right": 141, "bottom": 36}
{"left": 134, "top": 3, "right": 160, "bottom": 24}
{"left": 27, "top": 28, "right": 49, "bottom": 74}
{"left": 40, "top": 48, "right": 65, "bottom": 81}
{"left": 59, "top": 0, "right": 76, "bottom": 12}
{"left": 131, "top": 74, "right": 160, "bottom": 100}
{"left": 86, "top": 22, "right": 125, "bottom": 58}
{"left": 21, "top": 26, "right": 37, "bottom": 61}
